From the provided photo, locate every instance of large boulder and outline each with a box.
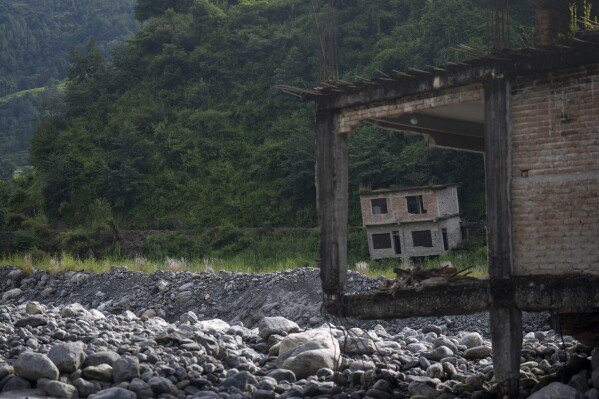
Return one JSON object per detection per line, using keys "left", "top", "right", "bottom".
{"left": 48, "top": 341, "right": 86, "bottom": 373}
{"left": 148, "top": 376, "right": 178, "bottom": 396}
{"left": 459, "top": 332, "right": 483, "bottom": 349}
{"left": 61, "top": 303, "right": 90, "bottom": 318}
{"left": 277, "top": 329, "right": 339, "bottom": 356}
{"left": 528, "top": 382, "right": 582, "bottom": 399}
{"left": 112, "top": 356, "right": 140, "bottom": 382}
{"left": 464, "top": 345, "right": 492, "bottom": 360}
{"left": 1, "top": 288, "right": 22, "bottom": 301}
{"left": 196, "top": 319, "right": 230, "bottom": 333}
{"left": 89, "top": 387, "right": 136, "bottom": 399}
{"left": 39, "top": 379, "right": 78, "bottom": 399}
{"left": 73, "top": 378, "right": 101, "bottom": 397}
{"left": 128, "top": 378, "right": 153, "bottom": 398}
{"left": 1, "top": 375, "right": 31, "bottom": 392}
{"left": 258, "top": 317, "right": 300, "bottom": 339}
{"left": 25, "top": 301, "right": 46, "bottom": 315}
{"left": 220, "top": 371, "right": 256, "bottom": 391}
{"left": 14, "top": 352, "right": 59, "bottom": 381}
{"left": 0, "top": 364, "right": 13, "bottom": 379}
{"left": 82, "top": 364, "right": 113, "bottom": 382}
{"left": 275, "top": 329, "right": 341, "bottom": 379}
{"left": 83, "top": 351, "right": 121, "bottom": 368}
{"left": 339, "top": 329, "right": 377, "bottom": 355}
{"left": 281, "top": 348, "right": 339, "bottom": 379}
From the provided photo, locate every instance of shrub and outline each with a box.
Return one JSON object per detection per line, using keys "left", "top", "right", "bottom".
{"left": 55, "top": 227, "right": 116, "bottom": 258}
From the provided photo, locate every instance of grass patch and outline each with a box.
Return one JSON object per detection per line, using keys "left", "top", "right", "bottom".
{"left": 0, "top": 82, "right": 66, "bottom": 104}
{"left": 1, "top": 229, "right": 488, "bottom": 278}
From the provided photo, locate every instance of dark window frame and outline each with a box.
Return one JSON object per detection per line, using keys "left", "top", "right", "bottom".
{"left": 392, "top": 231, "right": 402, "bottom": 254}
{"left": 412, "top": 230, "right": 433, "bottom": 247}
{"left": 371, "top": 198, "right": 388, "bottom": 215}
{"left": 406, "top": 195, "right": 426, "bottom": 214}
{"left": 442, "top": 228, "right": 449, "bottom": 251}
{"left": 372, "top": 233, "right": 392, "bottom": 249}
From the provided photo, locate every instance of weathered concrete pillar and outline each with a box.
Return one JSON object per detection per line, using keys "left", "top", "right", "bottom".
{"left": 315, "top": 106, "right": 348, "bottom": 297}
{"left": 535, "top": 7, "right": 567, "bottom": 45}
{"left": 485, "top": 78, "right": 522, "bottom": 398}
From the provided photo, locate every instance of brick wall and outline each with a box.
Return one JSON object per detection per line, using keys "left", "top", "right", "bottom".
{"left": 337, "top": 85, "right": 483, "bottom": 134}
{"left": 510, "top": 65, "right": 599, "bottom": 276}
{"left": 360, "top": 189, "right": 441, "bottom": 226}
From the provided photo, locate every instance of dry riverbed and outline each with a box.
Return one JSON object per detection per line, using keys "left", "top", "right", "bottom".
{"left": 0, "top": 266, "right": 597, "bottom": 399}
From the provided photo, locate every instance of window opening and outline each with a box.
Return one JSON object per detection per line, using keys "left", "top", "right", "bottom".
{"left": 372, "top": 233, "right": 392, "bottom": 249}
{"left": 412, "top": 230, "right": 433, "bottom": 247}
{"left": 371, "top": 198, "right": 388, "bottom": 215}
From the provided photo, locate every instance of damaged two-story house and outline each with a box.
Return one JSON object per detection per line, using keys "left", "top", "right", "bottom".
{"left": 359, "top": 184, "right": 462, "bottom": 260}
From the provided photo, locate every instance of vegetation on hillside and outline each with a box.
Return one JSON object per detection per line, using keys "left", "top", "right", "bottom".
{"left": 0, "top": 0, "right": 139, "bottom": 177}
{"left": 1, "top": 0, "right": 535, "bottom": 264}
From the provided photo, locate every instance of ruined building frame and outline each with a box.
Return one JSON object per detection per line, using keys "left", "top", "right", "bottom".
{"left": 280, "top": 5, "right": 599, "bottom": 397}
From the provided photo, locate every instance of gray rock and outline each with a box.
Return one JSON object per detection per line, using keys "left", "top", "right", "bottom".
{"left": 48, "top": 341, "right": 86, "bottom": 373}
{"left": 267, "top": 369, "right": 296, "bottom": 383}
{"left": 267, "top": 369, "right": 296, "bottom": 382}
{"left": 148, "top": 376, "right": 178, "bottom": 395}
{"left": 427, "top": 363, "right": 444, "bottom": 379}
{"left": 528, "top": 382, "right": 582, "bottom": 399}
{"left": 129, "top": 378, "right": 153, "bottom": 398}
{"left": 258, "top": 317, "right": 300, "bottom": 339}
{"left": 113, "top": 356, "right": 140, "bottom": 382}
{"left": 14, "top": 352, "right": 59, "bottom": 381}
{"left": 73, "top": 378, "right": 101, "bottom": 397}
{"left": 1, "top": 376, "right": 31, "bottom": 392}
{"left": 408, "top": 381, "right": 439, "bottom": 398}
{"left": 0, "top": 364, "right": 13, "bottom": 379}
{"left": 15, "top": 316, "right": 46, "bottom": 327}
{"left": 422, "top": 325, "right": 443, "bottom": 335}
{"left": 82, "top": 364, "right": 113, "bottom": 382}
{"left": 84, "top": 351, "right": 121, "bottom": 368}
{"left": 41, "top": 380, "right": 78, "bottom": 399}
{"left": 8, "top": 269, "right": 26, "bottom": 287}
{"left": 459, "top": 332, "right": 483, "bottom": 349}
{"left": 281, "top": 348, "right": 338, "bottom": 379}
{"left": 253, "top": 389, "right": 276, "bottom": 399}
{"left": 1, "top": 288, "right": 22, "bottom": 301}
{"left": 61, "top": 303, "right": 90, "bottom": 317}
{"left": 180, "top": 311, "right": 198, "bottom": 324}
{"left": 407, "top": 342, "right": 428, "bottom": 353}
{"left": 341, "top": 332, "right": 377, "bottom": 355}
{"left": 156, "top": 280, "right": 168, "bottom": 292}
{"left": 464, "top": 345, "right": 492, "bottom": 360}
{"left": 424, "top": 346, "right": 454, "bottom": 361}
{"left": 25, "top": 301, "right": 45, "bottom": 315}
{"left": 89, "top": 387, "right": 136, "bottom": 399}
{"left": 434, "top": 337, "right": 458, "bottom": 353}
{"left": 569, "top": 370, "right": 590, "bottom": 393}
{"left": 220, "top": 371, "right": 256, "bottom": 391}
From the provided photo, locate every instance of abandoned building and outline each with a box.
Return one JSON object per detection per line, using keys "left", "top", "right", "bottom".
{"left": 280, "top": 1, "right": 599, "bottom": 397}
{"left": 359, "top": 184, "right": 461, "bottom": 260}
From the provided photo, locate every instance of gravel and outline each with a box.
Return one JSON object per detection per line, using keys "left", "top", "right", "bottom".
{"left": 0, "top": 265, "right": 596, "bottom": 399}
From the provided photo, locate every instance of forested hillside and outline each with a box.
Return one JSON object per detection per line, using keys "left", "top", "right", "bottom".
{"left": 0, "top": 0, "right": 139, "bottom": 178}
{"left": 1, "top": 0, "right": 535, "bottom": 254}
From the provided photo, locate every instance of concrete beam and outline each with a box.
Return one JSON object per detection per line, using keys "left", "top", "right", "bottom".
{"left": 314, "top": 48, "right": 599, "bottom": 110}
{"left": 326, "top": 275, "right": 599, "bottom": 319}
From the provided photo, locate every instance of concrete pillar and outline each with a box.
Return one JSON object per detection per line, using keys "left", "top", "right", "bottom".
{"left": 315, "top": 106, "right": 348, "bottom": 296}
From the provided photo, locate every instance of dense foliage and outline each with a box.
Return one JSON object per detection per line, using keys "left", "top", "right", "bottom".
{"left": 0, "top": 0, "right": 139, "bottom": 177}
{"left": 2, "top": 0, "right": 536, "bottom": 256}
